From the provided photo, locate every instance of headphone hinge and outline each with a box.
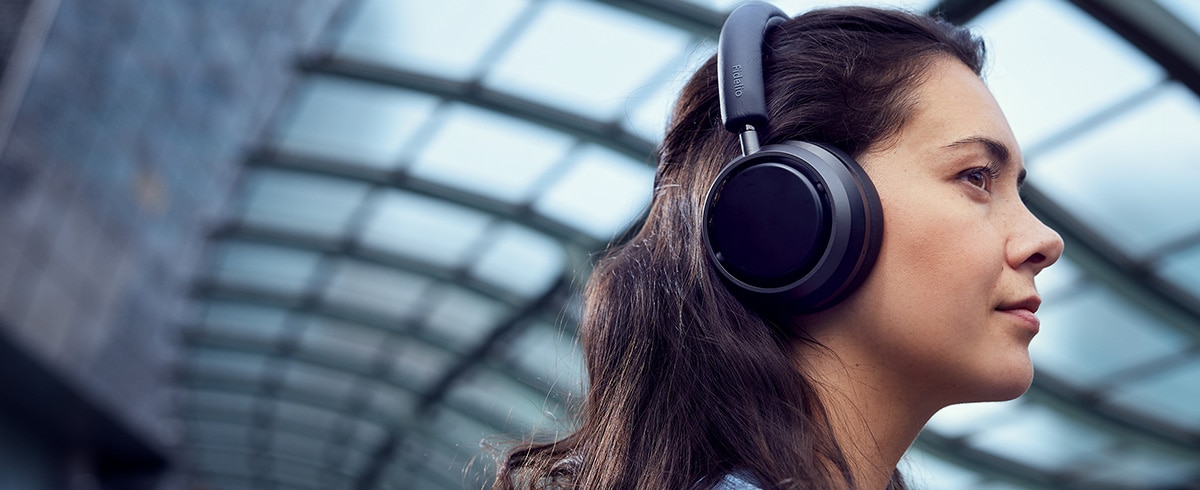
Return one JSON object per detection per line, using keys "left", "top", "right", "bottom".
{"left": 739, "top": 125, "right": 760, "bottom": 155}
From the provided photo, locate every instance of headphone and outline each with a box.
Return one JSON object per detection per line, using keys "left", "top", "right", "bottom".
{"left": 702, "top": 1, "right": 884, "bottom": 313}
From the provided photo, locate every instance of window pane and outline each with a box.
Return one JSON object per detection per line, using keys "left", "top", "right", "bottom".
{"left": 296, "top": 316, "right": 387, "bottom": 373}
{"left": 200, "top": 301, "right": 290, "bottom": 345}
{"left": 423, "top": 286, "right": 507, "bottom": 353}
{"left": 359, "top": 190, "right": 493, "bottom": 269}
{"left": 445, "top": 368, "right": 567, "bottom": 435}
{"left": 390, "top": 337, "right": 455, "bottom": 391}
{"left": 470, "top": 223, "right": 565, "bottom": 298}
{"left": 1158, "top": 0, "right": 1200, "bottom": 33}
{"left": 925, "top": 400, "right": 1023, "bottom": 439}
{"left": 188, "top": 348, "right": 270, "bottom": 385}
{"left": 1031, "top": 284, "right": 1188, "bottom": 388}
{"left": 1031, "top": 84, "right": 1200, "bottom": 260}
{"left": 322, "top": 259, "right": 433, "bottom": 321}
{"left": 622, "top": 39, "right": 713, "bottom": 142}
{"left": 693, "top": 0, "right": 939, "bottom": 13}
{"left": 1155, "top": 243, "right": 1200, "bottom": 298}
{"left": 533, "top": 145, "right": 653, "bottom": 240}
{"left": 501, "top": 320, "right": 585, "bottom": 399}
{"left": 409, "top": 104, "right": 574, "bottom": 204}
{"left": 240, "top": 169, "right": 369, "bottom": 239}
{"left": 281, "top": 360, "right": 357, "bottom": 402}
{"left": 212, "top": 242, "right": 320, "bottom": 296}
{"left": 970, "top": 0, "right": 1164, "bottom": 150}
{"left": 966, "top": 404, "right": 1116, "bottom": 473}
{"left": 274, "top": 77, "right": 438, "bottom": 169}
{"left": 335, "top": 0, "right": 529, "bottom": 79}
{"left": 901, "top": 449, "right": 987, "bottom": 490}
{"left": 1105, "top": 355, "right": 1200, "bottom": 432}
{"left": 1072, "top": 425, "right": 1200, "bottom": 487}
{"left": 484, "top": 0, "right": 691, "bottom": 120}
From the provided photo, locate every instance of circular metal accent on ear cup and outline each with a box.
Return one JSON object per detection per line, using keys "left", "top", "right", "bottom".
{"left": 707, "top": 162, "right": 830, "bottom": 288}
{"left": 703, "top": 141, "right": 882, "bottom": 313}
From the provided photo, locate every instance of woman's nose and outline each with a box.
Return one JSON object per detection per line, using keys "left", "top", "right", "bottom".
{"left": 1009, "top": 207, "right": 1065, "bottom": 274}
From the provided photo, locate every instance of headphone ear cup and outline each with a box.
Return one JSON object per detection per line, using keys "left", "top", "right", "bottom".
{"left": 703, "top": 141, "right": 882, "bottom": 312}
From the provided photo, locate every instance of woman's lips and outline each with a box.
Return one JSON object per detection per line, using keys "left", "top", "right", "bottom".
{"left": 999, "top": 307, "right": 1040, "bottom": 335}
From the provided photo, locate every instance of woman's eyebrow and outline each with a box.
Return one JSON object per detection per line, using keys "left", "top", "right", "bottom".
{"left": 944, "top": 136, "right": 1011, "bottom": 164}
{"left": 944, "top": 136, "right": 1027, "bottom": 187}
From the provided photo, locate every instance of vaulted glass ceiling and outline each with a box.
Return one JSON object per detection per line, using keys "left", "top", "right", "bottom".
{"left": 176, "top": 0, "right": 1200, "bottom": 488}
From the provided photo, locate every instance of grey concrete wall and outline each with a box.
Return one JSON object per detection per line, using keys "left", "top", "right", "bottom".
{"left": 0, "top": 0, "right": 345, "bottom": 453}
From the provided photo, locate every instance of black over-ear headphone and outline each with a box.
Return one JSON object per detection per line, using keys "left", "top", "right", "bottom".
{"left": 703, "top": 1, "right": 884, "bottom": 313}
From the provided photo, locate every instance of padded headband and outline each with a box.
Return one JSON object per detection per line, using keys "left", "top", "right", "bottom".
{"left": 717, "top": 2, "right": 788, "bottom": 133}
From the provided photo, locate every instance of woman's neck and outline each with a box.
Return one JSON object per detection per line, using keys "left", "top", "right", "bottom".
{"left": 796, "top": 341, "right": 938, "bottom": 490}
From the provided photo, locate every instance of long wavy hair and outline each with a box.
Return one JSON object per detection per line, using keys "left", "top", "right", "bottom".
{"left": 495, "top": 6, "right": 984, "bottom": 490}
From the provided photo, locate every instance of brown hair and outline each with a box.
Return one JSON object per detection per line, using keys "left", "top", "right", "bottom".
{"left": 495, "top": 6, "right": 984, "bottom": 489}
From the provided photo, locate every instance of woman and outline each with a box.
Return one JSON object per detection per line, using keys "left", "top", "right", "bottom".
{"left": 496, "top": 3, "right": 1063, "bottom": 489}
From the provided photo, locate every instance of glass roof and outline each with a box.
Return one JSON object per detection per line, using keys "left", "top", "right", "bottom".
{"left": 178, "top": 0, "right": 1200, "bottom": 488}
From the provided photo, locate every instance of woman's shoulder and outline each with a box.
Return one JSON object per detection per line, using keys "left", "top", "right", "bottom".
{"left": 713, "top": 471, "right": 762, "bottom": 490}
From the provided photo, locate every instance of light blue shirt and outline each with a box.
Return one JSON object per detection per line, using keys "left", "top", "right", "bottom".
{"left": 714, "top": 471, "right": 762, "bottom": 489}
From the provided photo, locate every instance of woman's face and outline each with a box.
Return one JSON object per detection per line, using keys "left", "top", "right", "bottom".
{"left": 809, "top": 57, "right": 1064, "bottom": 408}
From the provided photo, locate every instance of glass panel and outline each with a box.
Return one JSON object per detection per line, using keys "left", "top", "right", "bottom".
{"left": 966, "top": 403, "right": 1116, "bottom": 473}
{"left": 484, "top": 0, "right": 691, "bottom": 120}
{"left": 390, "top": 337, "right": 456, "bottom": 391}
{"left": 423, "top": 286, "right": 507, "bottom": 353}
{"left": 200, "top": 301, "right": 290, "bottom": 346}
{"left": 409, "top": 413, "right": 494, "bottom": 486}
{"left": 240, "top": 168, "right": 369, "bottom": 239}
{"left": 296, "top": 316, "right": 387, "bottom": 373}
{"left": 269, "top": 458, "right": 328, "bottom": 489}
{"left": 1031, "top": 84, "right": 1200, "bottom": 261}
{"left": 533, "top": 145, "right": 654, "bottom": 239}
{"left": 1072, "top": 436, "right": 1200, "bottom": 488}
{"left": 191, "top": 447, "right": 253, "bottom": 478}
{"left": 1031, "top": 284, "right": 1188, "bottom": 389}
{"left": 1105, "top": 355, "right": 1200, "bottom": 432}
{"left": 270, "top": 431, "right": 326, "bottom": 466}
{"left": 1156, "top": 243, "right": 1200, "bottom": 298}
{"left": 341, "top": 446, "right": 370, "bottom": 479}
{"left": 365, "top": 383, "right": 417, "bottom": 422}
{"left": 693, "top": 0, "right": 940, "bottom": 13}
{"left": 970, "top": 0, "right": 1164, "bottom": 150}
{"left": 1158, "top": 0, "right": 1200, "bottom": 33}
{"left": 188, "top": 348, "right": 270, "bottom": 385}
{"left": 358, "top": 190, "right": 493, "bottom": 268}
{"left": 185, "top": 420, "right": 252, "bottom": 448}
{"left": 321, "top": 259, "right": 433, "bottom": 321}
{"left": 281, "top": 360, "right": 357, "bottom": 402}
{"left": 212, "top": 241, "right": 320, "bottom": 296}
{"left": 274, "top": 76, "right": 439, "bottom": 169}
{"left": 900, "top": 449, "right": 986, "bottom": 490}
{"left": 272, "top": 398, "right": 340, "bottom": 436}
{"left": 925, "top": 400, "right": 1023, "bottom": 439}
{"left": 185, "top": 390, "right": 258, "bottom": 418}
{"left": 470, "top": 222, "right": 565, "bottom": 298}
{"left": 622, "top": 39, "right": 713, "bottom": 142}
{"left": 445, "top": 368, "right": 567, "bottom": 436}
{"left": 408, "top": 104, "right": 574, "bottom": 204}
{"left": 345, "top": 419, "right": 387, "bottom": 448}
{"left": 425, "top": 406, "right": 497, "bottom": 448}
{"left": 334, "top": 0, "right": 529, "bottom": 79}
{"left": 1036, "top": 255, "right": 1085, "bottom": 302}
{"left": 502, "top": 320, "right": 585, "bottom": 398}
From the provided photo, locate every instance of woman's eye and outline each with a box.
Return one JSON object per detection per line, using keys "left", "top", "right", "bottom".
{"left": 963, "top": 168, "right": 993, "bottom": 192}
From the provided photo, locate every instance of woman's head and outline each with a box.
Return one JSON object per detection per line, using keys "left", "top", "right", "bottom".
{"left": 497, "top": 6, "right": 1052, "bottom": 490}
{"left": 800, "top": 55, "right": 1064, "bottom": 411}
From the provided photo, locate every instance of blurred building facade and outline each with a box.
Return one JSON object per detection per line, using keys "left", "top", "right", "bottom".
{"left": 0, "top": 0, "right": 344, "bottom": 487}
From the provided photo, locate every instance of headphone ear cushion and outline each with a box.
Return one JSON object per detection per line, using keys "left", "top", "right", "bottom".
{"left": 704, "top": 141, "right": 882, "bottom": 312}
